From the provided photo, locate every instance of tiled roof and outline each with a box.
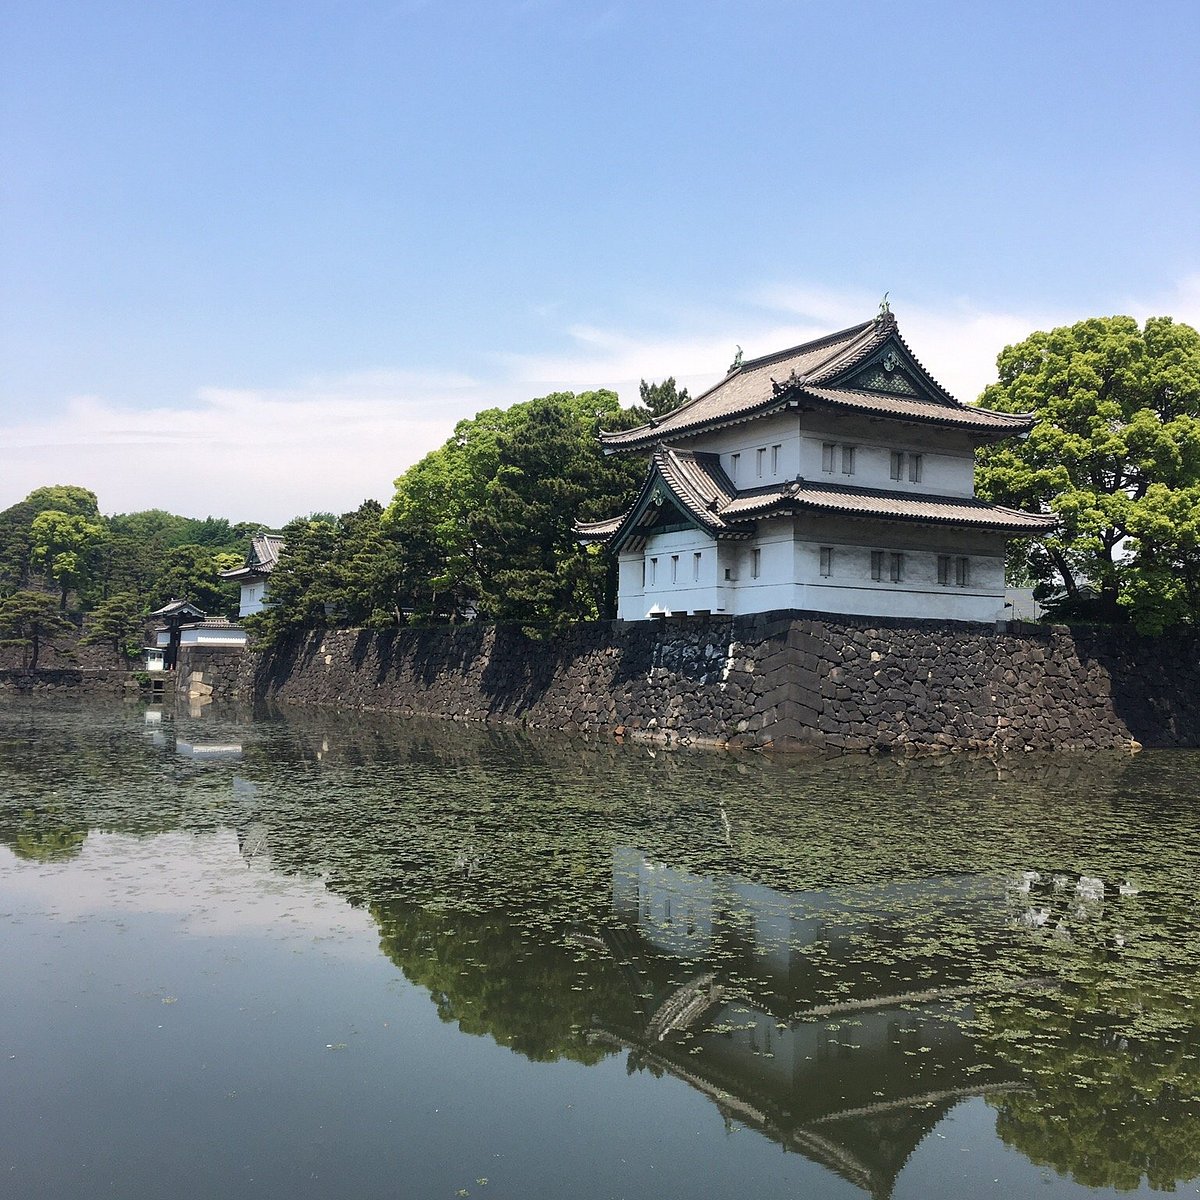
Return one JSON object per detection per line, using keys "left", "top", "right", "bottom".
{"left": 576, "top": 446, "right": 1055, "bottom": 546}
{"left": 795, "top": 387, "right": 1032, "bottom": 431}
{"left": 220, "top": 533, "right": 285, "bottom": 581}
{"left": 150, "top": 598, "right": 207, "bottom": 619}
{"left": 249, "top": 533, "right": 285, "bottom": 572}
{"left": 599, "top": 312, "right": 1032, "bottom": 450}
{"left": 768, "top": 481, "right": 1056, "bottom": 531}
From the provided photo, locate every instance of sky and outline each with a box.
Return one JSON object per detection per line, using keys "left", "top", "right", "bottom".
{"left": 2, "top": 0, "right": 1198, "bottom": 527}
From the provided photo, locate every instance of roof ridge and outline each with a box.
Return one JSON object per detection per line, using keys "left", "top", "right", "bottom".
{"left": 730, "top": 317, "right": 879, "bottom": 376}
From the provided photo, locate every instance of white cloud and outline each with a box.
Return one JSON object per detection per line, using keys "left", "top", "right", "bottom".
{"left": 507, "top": 288, "right": 1072, "bottom": 408}
{"left": 0, "top": 829, "right": 379, "bottom": 950}
{"left": 0, "top": 369, "right": 492, "bottom": 526}
{"left": 2, "top": 278, "right": 1197, "bottom": 524}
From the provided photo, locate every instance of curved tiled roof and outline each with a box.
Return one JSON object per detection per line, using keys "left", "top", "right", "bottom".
{"left": 575, "top": 446, "right": 1055, "bottom": 547}
{"left": 577, "top": 447, "right": 736, "bottom": 546}
{"left": 773, "top": 481, "right": 1056, "bottom": 531}
{"left": 795, "top": 387, "right": 1032, "bottom": 431}
{"left": 220, "top": 532, "right": 286, "bottom": 582}
{"left": 599, "top": 312, "right": 1032, "bottom": 450}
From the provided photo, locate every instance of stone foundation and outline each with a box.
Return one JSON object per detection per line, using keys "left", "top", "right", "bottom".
{"left": 175, "top": 644, "right": 248, "bottom": 706}
{"left": 214, "top": 613, "right": 1200, "bottom": 753}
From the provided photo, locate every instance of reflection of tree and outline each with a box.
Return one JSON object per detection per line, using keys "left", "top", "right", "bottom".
{"left": 5, "top": 825, "right": 86, "bottom": 861}
{"left": 8, "top": 699, "right": 1200, "bottom": 1195}
{"left": 983, "top": 957, "right": 1200, "bottom": 1189}
{"left": 372, "top": 902, "right": 634, "bottom": 1065}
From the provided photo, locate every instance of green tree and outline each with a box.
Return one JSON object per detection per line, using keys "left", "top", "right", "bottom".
{"left": 151, "top": 544, "right": 242, "bottom": 616}
{"left": 81, "top": 591, "right": 146, "bottom": 659}
{"left": 0, "top": 486, "right": 101, "bottom": 596}
{"left": 975, "top": 316, "right": 1200, "bottom": 630}
{"left": 386, "top": 390, "right": 644, "bottom": 628}
{"left": 633, "top": 376, "right": 690, "bottom": 421}
{"left": 0, "top": 590, "right": 76, "bottom": 669}
{"left": 29, "top": 509, "right": 107, "bottom": 609}
{"left": 23, "top": 485, "right": 101, "bottom": 520}
{"left": 245, "top": 516, "right": 339, "bottom": 646}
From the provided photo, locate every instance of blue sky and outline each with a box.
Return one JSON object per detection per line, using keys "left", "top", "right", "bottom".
{"left": 2, "top": 0, "right": 1198, "bottom": 525}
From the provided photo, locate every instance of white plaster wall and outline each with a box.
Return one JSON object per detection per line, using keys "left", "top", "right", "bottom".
{"left": 631, "top": 526, "right": 729, "bottom": 619}
{"left": 179, "top": 628, "right": 250, "bottom": 647}
{"left": 787, "top": 514, "right": 1007, "bottom": 622}
{"left": 616, "top": 514, "right": 1011, "bottom": 623}
{"left": 678, "top": 412, "right": 802, "bottom": 488}
{"left": 798, "top": 413, "right": 977, "bottom": 497}
{"left": 239, "top": 582, "right": 269, "bottom": 617}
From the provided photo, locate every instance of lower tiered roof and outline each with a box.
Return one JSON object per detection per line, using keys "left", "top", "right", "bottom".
{"left": 575, "top": 446, "right": 1055, "bottom": 550}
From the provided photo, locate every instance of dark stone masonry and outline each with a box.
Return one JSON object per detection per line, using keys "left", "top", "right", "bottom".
{"left": 187, "top": 612, "right": 1200, "bottom": 753}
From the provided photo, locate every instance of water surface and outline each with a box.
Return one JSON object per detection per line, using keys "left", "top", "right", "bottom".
{"left": 2, "top": 697, "right": 1199, "bottom": 1199}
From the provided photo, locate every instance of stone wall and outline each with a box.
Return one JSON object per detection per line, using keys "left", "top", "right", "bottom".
{"left": 175, "top": 644, "right": 248, "bottom": 707}
{"left": 0, "top": 667, "right": 129, "bottom": 695}
{"left": 225, "top": 613, "right": 1200, "bottom": 753}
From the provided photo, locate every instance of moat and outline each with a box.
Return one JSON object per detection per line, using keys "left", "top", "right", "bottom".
{"left": 3, "top": 697, "right": 1199, "bottom": 1199}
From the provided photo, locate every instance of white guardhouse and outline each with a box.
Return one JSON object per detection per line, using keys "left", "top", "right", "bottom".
{"left": 220, "top": 533, "right": 285, "bottom": 618}
{"left": 578, "top": 310, "right": 1054, "bottom": 623}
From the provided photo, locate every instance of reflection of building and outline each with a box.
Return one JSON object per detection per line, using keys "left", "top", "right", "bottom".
{"left": 174, "top": 740, "right": 243, "bottom": 759}
{"left": 600, "top": 849, "right": 1024, "bottom": 1200}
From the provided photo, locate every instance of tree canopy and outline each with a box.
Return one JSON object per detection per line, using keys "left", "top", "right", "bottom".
{"left": 382, "top": 389, "right": 644, "bottom": 631}
{"left": 0, "top": 487, "right": 269, "bottom": 631}
{"left": 976, "top": 315, "right": 1200, "bottom": 631}
{"left": 0, "top": 590, "right": 76, "bottom": 669}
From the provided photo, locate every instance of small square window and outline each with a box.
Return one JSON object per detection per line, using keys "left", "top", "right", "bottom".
{"left": 821, "top": 443, "right": 835, "bottom": 473}
{"left": 937, "top": 555, "right": 951, "bottom": 586}
{"left": 956, "top": 556, "right": 970, "bottom": 587}
{"left": 841, "top": 445, "right": 856, "bottom": 475}
{"left": 909, "top": 454, "right": 923, "bottom": 483}
{"left": 819, "top": 546, "right": 834, "bottom": 577}
{"left": 871, "top": 550, "right": 884, "bottom": 582}
{"left": 890, "top": 451, "right": 904, "bottom": 481}
{"left": 890, "top": 552, "right": 904, "bottom": 583}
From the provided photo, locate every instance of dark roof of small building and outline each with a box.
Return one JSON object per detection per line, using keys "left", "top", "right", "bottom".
{"left": 150, "top": 598, "right": 207, "bottom": 619}
{"left": 576, "top": 446, "right": 1055, "bottom": 549}
{"left": 220, "top": 533, "right": 285, "bottom": 582}
{"left": 599, "top": 312, "right": 1033, "bottom": 451}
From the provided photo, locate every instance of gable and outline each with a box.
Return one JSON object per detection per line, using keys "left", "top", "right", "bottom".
{"left": 614, "top": 479, "right": 716, "bottom": 549}
{"left": 836, "top": 337, "right": 948, "bottom": 404}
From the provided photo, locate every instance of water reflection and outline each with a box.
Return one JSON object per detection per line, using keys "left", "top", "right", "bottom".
{"left": 1, "top": 697, "right": 1199, "bottom": 1197}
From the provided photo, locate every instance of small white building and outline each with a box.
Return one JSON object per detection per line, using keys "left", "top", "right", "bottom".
{"left": 220, "top": 533, "right": 285, "bottom": 618}
{"left": 153, "top": 620, "right": 249, "bottom": 650}
{"left": 578, "top": 309, "right": 1054, "bottom": 623}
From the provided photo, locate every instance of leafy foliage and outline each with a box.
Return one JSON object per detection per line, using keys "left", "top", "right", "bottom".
{"left": 30, "top": 509, "right": 107, "bottom": 608}
{"left": 632, "top": 376, "right": 690, "bottom": 421}
{"left": 976, "top": 315, "right": 1200, "bottom": 631}
{"left": 383, "top": 390, "right": 644, "bottom": 632}
{"left": 81, "top": 591, "right": 147, "bottom": 659}
{"left": 0, "top": 486, "right": 269, "bottom": 622}
{"left": 151, "top": 544, "right": 242, "bottom": 616}
{"left": 0, "top": 590, "right": 77, "bottom": 669}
